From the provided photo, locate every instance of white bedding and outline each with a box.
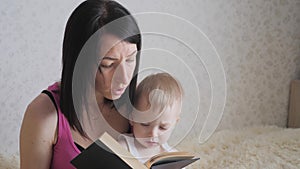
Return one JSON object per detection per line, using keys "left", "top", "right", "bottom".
{"left": 177, "top": 126, "right": 300, "bottom": 169}
{"left": 1, "top": 126, "right": 299, "bottom": 169}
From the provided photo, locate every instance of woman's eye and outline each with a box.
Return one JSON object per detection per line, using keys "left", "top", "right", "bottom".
{"left": 100, "top": 63, "right": 113, "bottom": 68}
{"left": 126, "top": 59, "right": 135, "bottom": 63}
{"left": 126, "top": 55, "right": 136, "bottom": 63}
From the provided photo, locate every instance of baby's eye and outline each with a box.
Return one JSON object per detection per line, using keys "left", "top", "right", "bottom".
{"left": 140, "top": 123, "right": 150, "bottom": 127}
{"left": 159, "top": 126, "right": 168, "bottom": 130}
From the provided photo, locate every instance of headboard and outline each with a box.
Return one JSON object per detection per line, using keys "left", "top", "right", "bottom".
{"left": 288, "top": 80, "right": 300, "bottom": 128}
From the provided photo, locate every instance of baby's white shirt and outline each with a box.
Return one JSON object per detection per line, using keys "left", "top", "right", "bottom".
{"left": 117, "top": 133, "right": 177, "bottom": 164}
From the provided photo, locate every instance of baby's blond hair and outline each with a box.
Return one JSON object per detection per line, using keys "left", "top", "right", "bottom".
{"left": 134, "top": 73, "right": 183, "bottom": 115}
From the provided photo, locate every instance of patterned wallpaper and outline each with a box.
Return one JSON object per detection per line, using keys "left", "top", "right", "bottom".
{"left": 209, "top": 0, "right": 300, "bottom": 129}
{"left": 0, "top": 0, "right": 299, "bottom": 155}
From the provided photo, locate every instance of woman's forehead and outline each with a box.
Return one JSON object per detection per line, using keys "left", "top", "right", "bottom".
{"left": 99, "top": 34, "right": 137, "bottom": 57}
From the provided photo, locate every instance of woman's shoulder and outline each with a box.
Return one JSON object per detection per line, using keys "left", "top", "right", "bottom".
{"left": 21, "top": 93, "right": 58, "bottom": 147}
{"left": 22, "top": 93, "right": 58, "bottom": 138}
{"left": 20, "top": 93, "right": 59, "bottom": 168}
{"left": 26, "top": 93, "right": 57, "bottom": 118}
{"left": 26, "top": 81, "right": 61, "bottom": 119}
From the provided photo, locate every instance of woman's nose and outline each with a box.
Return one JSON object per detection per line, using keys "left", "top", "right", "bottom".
{"left": 115, "top": 61, "right": 129, "bottom": 85}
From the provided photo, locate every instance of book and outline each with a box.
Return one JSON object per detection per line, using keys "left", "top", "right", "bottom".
{"left": 71, "top": 132, "right": 200, "bottom": 169}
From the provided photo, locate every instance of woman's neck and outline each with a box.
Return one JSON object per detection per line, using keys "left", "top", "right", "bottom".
{"left": 95, "top": 91, "right": 106, "bottom": 106}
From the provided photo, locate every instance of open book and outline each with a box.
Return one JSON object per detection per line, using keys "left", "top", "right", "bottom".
{"left": 71, "top": 132, "right": 199, "bottom": 169}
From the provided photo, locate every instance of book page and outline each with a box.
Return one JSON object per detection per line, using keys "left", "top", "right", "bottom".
{"left": 99, "top": 132, "right": 148, "bottom": 169}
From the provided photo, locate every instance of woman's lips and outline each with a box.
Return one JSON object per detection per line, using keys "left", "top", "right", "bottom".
{"left": 112, "top": 87, "right": 126, "bottom": 96}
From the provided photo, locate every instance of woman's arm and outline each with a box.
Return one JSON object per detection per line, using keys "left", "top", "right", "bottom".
{"left": 20, "top": 94, "right": 57, "bottom": 169}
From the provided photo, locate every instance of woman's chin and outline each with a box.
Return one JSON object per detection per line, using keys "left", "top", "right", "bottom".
{"left": 101, "top": 90, "right": 124, "bottom": 101}
{"left": 110, "top": 93, "right": 122, "bottom": 100}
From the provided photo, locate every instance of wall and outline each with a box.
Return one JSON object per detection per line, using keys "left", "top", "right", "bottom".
{"left": 0, "top": 0, "right": 299, "bottom": 155}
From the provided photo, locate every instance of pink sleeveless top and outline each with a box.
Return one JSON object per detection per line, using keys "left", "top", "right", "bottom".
{"left": 46, "top": 82, "right": 81, "bottom": 169}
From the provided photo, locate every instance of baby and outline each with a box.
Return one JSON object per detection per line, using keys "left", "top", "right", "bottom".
{"left": 118, "top": 72, "right": 183, "bottom": 163}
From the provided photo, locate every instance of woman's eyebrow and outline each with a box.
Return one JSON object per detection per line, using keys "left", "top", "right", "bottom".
{"left": 102, "top": 50, "right": 137, "bottom": 60}
{"left": 102, "top": 56, "right": 118, "bottom": 60}
{"left": 127, "top": 50, "right": 137, "bottom": 57}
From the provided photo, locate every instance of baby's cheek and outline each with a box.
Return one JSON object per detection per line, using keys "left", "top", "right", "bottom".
{"left": 160, "top": 130, "right": 172, "bottom": 141}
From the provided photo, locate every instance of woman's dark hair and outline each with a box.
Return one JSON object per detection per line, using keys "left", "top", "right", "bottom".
{"left": 60, "top": 0, "right": 141, "bottom": 137}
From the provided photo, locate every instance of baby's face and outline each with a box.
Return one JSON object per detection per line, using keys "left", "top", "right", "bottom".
{"left": 131, "top": 93, "right": 181, "bottom": 148}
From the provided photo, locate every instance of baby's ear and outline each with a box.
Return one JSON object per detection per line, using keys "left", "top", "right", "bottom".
{"left": 176, "top": 116, "right": 180, "bottom": 123}
{"left": 129, "top": 120, "right": 134, "bottom": 126}
{"left": 128, "top": 113, "right": 134, "bottom": 126}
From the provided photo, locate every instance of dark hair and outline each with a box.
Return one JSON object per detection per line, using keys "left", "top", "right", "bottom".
{"left": 60, "top": 0, "right": 141, "bottom": 137}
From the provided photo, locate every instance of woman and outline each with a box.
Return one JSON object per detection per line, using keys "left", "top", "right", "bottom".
{"left": 19, "top": 0, "right": 141, "bottom": 168}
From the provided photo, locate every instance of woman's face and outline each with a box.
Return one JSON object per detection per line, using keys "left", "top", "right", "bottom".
{"left": 96, "top": 34, "right": 137, "bottom": 100}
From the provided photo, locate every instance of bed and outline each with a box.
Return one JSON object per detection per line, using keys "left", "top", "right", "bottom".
{"left": 0, "top": 126, "right": 299, "bottom": 169}
{"left": 177, "top": 125, "right": 300, "bottom": 169}
{"left": 176, "top": 80, "right": 300, "bottom": 169}
{"left": 1, "top": 81, "right": 299, "bottom": 169}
